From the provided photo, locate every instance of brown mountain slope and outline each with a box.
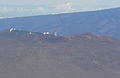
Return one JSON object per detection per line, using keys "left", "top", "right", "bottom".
{"left": 0, "top": 29, "right": 120, "bottom": 78}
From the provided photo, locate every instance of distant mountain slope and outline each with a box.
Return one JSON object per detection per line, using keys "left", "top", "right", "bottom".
{"left": 0, "top": 29, "right": 120, "bottom": 78}
{"left": 0, "top": 8, "right": 120, "bottom": 38}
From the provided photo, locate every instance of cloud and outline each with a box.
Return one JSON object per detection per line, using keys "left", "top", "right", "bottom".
{"left": 54, "top": 2, "right": 76, "bottom": 13}
{"left": 16, "top": 7, "right": 45, "bottom": 13}
{"left": 0, "top": 7, "right": 45, "bottom": 13}
{"left": 0, "top": 7, "right": 45, "bottom": 17}
{"left": 0, "top": 17, "right": 6, "bottom": 19}
{"left": 0, "top": 7, "right": 14, "bottom": 13}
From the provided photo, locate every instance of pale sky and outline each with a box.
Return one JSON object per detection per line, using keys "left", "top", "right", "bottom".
{"left": 0, "top": 0, "right": 120, "bottom": 17}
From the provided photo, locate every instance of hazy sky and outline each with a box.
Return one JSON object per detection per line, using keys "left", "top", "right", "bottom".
{"left": 0, "top": 0, "right": 120, "bottom": 17}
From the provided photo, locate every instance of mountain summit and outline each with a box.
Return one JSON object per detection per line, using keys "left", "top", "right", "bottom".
{"left": 0, "top": 28, "right": 69, "bottom": 43}
{"left": 0, "top": 29, "right": 117, "bottom": 43}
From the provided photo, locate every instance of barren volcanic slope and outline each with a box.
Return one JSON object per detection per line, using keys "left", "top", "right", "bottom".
{"left": 0, "top": 29, "right": 120, "bottom": 78}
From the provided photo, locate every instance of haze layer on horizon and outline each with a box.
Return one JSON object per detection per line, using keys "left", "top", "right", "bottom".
{"left": 0, "top": 0, "right": 120, "bottom": 17}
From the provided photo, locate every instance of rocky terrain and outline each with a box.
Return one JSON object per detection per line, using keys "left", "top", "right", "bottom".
{"left": 0, "top": 29, "right": 120, "bottom": 78}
